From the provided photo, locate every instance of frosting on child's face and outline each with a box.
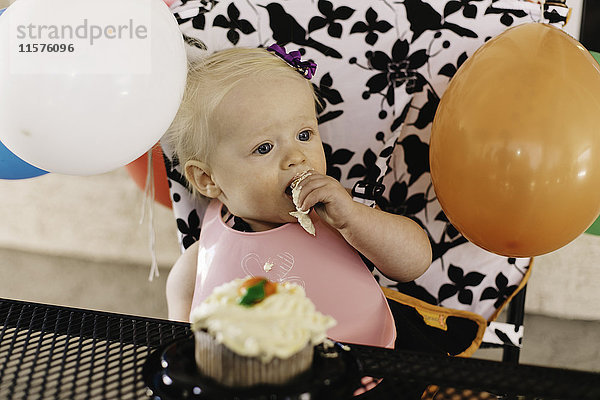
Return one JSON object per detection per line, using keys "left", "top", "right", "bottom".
{"left": 207, "top": 75, "right": 327, "bottom": 232}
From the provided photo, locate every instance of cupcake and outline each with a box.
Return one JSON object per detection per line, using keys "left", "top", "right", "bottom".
{"left": 190, "top": 277, "right": 337, "bottom": 387}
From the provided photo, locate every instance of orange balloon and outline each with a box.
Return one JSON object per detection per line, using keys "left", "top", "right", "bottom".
{"left": 125, "top": 143, "right": 172, "bottom": 209}
{"left": 430, "top": 23, "right": 600, "bottom": 257}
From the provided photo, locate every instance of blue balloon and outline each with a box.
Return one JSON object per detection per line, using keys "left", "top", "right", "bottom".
{"left": 0, "top": 140, "right": 48, "bottom": 180}
{"left": 0, "top": 8, "right": 5, "bottom": 16}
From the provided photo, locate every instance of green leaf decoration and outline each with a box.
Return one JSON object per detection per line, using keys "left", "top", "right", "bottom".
{"left": 238, "top": 279, "right": 267, "bottom": 306}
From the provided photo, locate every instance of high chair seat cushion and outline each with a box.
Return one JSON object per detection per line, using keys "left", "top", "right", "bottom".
{"left": 162, "top": 0, "right": 568, "bottom": 323}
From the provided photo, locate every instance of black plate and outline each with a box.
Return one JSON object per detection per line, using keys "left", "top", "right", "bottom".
{"left": 143, "top": 337, "right": 362, "bottom": 400}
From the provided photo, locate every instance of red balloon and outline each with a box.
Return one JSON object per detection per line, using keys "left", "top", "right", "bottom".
{"left": 125, "top": 144, "right": 172, "bottom": 209}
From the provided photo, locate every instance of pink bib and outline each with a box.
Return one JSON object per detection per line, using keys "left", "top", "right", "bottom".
{"left": 191, "top": 200, "right": 396, "bottom": 349}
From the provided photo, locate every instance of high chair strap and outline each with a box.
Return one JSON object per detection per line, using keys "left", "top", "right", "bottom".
{"left": 382, "top": 287, "right": 487, "bottom": 357}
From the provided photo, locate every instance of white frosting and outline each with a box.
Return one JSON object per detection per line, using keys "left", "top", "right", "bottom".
{"left": 263, "top": 261, "right": 273, "bottom": 272}
{"left": 289, "top": 211, "right": 315, "bottom": 236}
{"left": 289, "top": 171, "right": 315, "bottom": 235}
{"left": 190, "top": 279, "right": 336, "bottom": 362}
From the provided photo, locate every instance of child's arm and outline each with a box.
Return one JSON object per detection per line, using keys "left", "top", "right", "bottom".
{"left": 166, "top": 241, "right": 199, "bottom": 322}
{"left": 294, "top": 173, "right": 432, "bottom": 282}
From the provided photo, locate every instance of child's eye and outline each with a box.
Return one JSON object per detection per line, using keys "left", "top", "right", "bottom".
{"left": 298, "top": 130, "right": 311, "bottom": 141}
{"left": 254, "top": 143, "right": 273, "bottom": 155}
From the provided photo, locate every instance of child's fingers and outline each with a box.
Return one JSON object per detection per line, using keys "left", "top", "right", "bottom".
{"left": 302, "top": 184, "right": 354, "bottom": 231}
{"left": 299, "top": 184, "right": 336, "bottom": 212}
{"left": 295, "top": 175, "right": 338, "bottom": 210}
{"left": 353, "top": 376, "right": 382, "bottom": 396}
{"left": 293, "top": 174, "right": 329, "bottom": 204}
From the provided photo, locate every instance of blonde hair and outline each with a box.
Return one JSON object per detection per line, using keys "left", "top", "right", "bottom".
{"left": 165, "top": 47, "right": 321, "bottom": 191}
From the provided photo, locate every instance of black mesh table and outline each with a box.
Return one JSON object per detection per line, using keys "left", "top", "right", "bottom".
{"left": 1, "top": 297, "right": 599, "bottom": 400}
{"left": 0, "top": 298, "right": 191, "bottom": 399}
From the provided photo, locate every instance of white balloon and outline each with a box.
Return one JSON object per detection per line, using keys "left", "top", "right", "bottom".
{"left": 0, "top": 0, "right": 186, "bottom": 175}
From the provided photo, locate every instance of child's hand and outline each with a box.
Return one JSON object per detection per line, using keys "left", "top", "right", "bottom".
{"left": 293, "top": 171, "right": 433, "bottom": 283}
{"left": 293, "top": 172, "right": 356, "bottom": 231}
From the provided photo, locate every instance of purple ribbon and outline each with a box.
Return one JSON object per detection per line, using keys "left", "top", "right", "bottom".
{"left": 267, "top": 44, "right": 317, "bottom": 79}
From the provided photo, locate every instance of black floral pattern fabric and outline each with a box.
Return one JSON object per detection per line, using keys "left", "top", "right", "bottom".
{"left": 162, "top": 0, "right": 568, "bottom": 321}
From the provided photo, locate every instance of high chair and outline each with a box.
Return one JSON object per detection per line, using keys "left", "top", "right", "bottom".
{"left": 160, "top": 0, "right": 571, "bottom": 363}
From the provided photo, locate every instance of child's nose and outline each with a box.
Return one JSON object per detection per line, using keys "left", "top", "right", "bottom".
{"left": 283, "top": 147, "right": 306, "bottom": 169}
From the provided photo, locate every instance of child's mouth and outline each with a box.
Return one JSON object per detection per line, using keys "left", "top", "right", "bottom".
{"left": 285, "top": 170, "right": 312, "bottom": 201}
{"left": 288, "top": 170, "right": 312, "bottom": 188}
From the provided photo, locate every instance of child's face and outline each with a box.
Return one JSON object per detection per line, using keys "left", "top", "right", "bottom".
{"left": 207, "top": 75, "right": 327, "bottom": 231}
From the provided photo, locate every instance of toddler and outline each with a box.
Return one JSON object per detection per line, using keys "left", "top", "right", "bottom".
{"left": 165, "top": 46, "right": 432, "bottom": 349}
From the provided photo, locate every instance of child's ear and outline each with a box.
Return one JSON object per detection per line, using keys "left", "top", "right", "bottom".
{"left": 185, "top": 160, "right": 222, "bottom": 198}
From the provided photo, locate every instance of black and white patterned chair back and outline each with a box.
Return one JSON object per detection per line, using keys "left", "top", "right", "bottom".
{"left": 161, "top": 0, "right": 570, "bottom": 350}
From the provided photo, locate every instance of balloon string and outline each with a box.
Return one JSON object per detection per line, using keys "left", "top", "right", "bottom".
{"left": 140, "top": 147, "right": 159, "bottom": 282}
